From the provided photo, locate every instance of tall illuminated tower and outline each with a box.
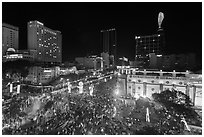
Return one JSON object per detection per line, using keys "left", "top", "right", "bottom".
{"left": 27, "top": 21, "right": 62, "bottom": 64}
{"left": 135, "top": 12, "right": 165, "bottom": 68}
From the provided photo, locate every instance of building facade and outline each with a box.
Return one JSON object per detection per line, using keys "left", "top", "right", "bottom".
{"left": 117, "top": 67, "right": 202, "bottom": 107}
{"left": 75, "top": 56, "right": 103, "bottom": 70}
{"left": 27, "top": 21, "right": 62, "bottom": 64}
{"left": 25, "top": 66, "right": 61, "bottom": 84}
{"left": 2, "top": 49, "right": 37, "bottom": 62}
{"left": 2, "top": 23, "right": 19, "bottom": 56}
{"left": 135, "top": 29, "right": 165, "bottom": 68}
{"left": 59, "top": 66, "right": 77, "bottom": 75}
{"left": 101, "top": 52, "right": 110, "bottom": 69}
{"left": 101, "top": 28, "right": 117, "bottom": 66}
{"left": 149, "top": 53, "right": 196, "bottom": 71}
{"left": 25, "top": 66, "right": 39, "bottom": 84}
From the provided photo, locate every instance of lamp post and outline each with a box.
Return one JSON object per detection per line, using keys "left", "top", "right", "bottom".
{"left": 146, "top": 107, "right": 150, "bottom": 122}
{"left": 17, "top": 85, "right": 20, "bottom": 94}
{"left": 89, "top": 84, "right": 94, "bottom": 96}
{"left": 67, "top": 82, "right": 71, "bottom": 93}
{"left": 10, "top": 83, "right": 13, "bottom": 93}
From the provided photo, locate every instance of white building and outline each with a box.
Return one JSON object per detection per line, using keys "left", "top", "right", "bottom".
{"left": 117, "top": 68, "right": 202, "bottom": 107}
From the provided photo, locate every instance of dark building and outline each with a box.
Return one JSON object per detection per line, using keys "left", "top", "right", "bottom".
{"left": 101, "top": 28, "right": 117, "bottom": 67}
{"left": 135, "top": 28, "right": 165, "bottom": 68}
{"left": 135, "top": 12, "right": 166, "bottom": 69}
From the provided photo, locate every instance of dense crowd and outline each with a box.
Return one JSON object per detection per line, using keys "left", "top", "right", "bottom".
{"left": 2, "top": 76, "right": 202, "bottom": 135}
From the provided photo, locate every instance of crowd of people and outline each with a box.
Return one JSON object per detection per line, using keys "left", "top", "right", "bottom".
{"left": 2, "top": 75, "right": 202, "bottom": 135}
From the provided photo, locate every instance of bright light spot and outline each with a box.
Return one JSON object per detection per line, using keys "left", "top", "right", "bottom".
{"left": 104, "top": 78, "right": 107, "bottom": 82}
{"left": 159, "top": 81, "right": 163, "bottom": 84}
{"left": 115, "top": 89, "right": 119, "bottom": 95}
{"left": 157, "top": 55, "right": 162, "bottom": 57}
{"left": 113, "top": 106, "right": 117, "bottom": 117}
{"left": 143, "top": 79, "right": 147, "bottom": 83}
{"left": 141, "top": 95, "right": 147, "bottom": 98}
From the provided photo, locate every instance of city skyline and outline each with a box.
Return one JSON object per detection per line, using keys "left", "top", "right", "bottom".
{"left": 2, "top": 2, "right": 202, "bottom": 135}
{"left": 2, "top": 2, "right": 202, "bottom": 62}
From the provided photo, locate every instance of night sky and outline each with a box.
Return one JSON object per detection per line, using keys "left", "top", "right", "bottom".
{"left": 2, "top": 2, "right": 202, "bottom": 62}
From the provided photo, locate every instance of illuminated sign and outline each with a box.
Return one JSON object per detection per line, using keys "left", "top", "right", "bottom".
{"left": 44, "top": 70, "right": 52, "bottom": 73}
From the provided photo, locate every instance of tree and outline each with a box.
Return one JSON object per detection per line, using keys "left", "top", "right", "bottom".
{"left": 152, "top": 89, "right": 202, "bottom": 127}
{"left": 3, "top": 60, "right": 32, "bottom": 78}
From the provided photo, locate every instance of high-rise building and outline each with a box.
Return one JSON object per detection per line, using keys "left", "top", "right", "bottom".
{"left": 135, "top": 12, "right": 165, "bottom": 68}
{"left": 135, "top": 31, "right": 165, "bottom": 68}
{"left": 27, "top": 21, "right": 62, "bottom": 64}
{"left": 101, "top": 28, "right": 117, "bottom": 67}
{"left": 2, "top": 23, "right": 19, "bottom": 56}
{"left": 135, "top": 32, "right": 165, "bottom": 57}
